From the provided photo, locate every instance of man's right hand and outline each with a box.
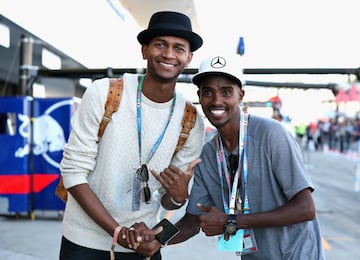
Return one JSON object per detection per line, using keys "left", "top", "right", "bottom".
{"left": 120, "top": 222, "right": 162, "bottom": 250}
{"left": 197, "top": 203, "right": 227, "bottom": 236}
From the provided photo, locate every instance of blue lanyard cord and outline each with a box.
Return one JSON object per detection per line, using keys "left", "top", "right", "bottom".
{"left": 136, "top": 75, "right": 176, "bottom": 165}
{"left": 242, "top": 115, "right": 250, "bottom": 214}
{"left": 215, "top": 109, "right": 249, "bottom": 215}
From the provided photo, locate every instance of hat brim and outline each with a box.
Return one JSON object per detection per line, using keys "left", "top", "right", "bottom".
{"left": 137, "top": 29, "right": 203, "bottom": 52}
{"left": 192, "top": 71, "right": 243, "bottom": 88}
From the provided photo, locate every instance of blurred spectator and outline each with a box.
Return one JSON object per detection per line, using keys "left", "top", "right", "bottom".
{"left": 306, "top": 121, "right": 318, "bottom": 151}
{"left": 294, "top": 122, "right": 307, "bottom": 147}
{"left": 320, "top": 120, "right": 330, "bottom": 151}
{"left": 353, "top": 118, "right": 360, "bottom": 156}
{"left": 272, "top": 111, "right": 295, "bottom": 137}
{"left": 337, "top": 118, "right": 347, "bottom": 153}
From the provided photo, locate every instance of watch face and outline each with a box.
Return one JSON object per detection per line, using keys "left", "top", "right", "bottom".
{"left": 224, "top": 214, "right": 237, "bottom": 236}
{"left": 225, "top": 222, "right": 237, "bottom": 235}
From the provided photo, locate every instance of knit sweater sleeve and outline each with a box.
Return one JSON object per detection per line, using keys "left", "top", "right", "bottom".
{"left": 60, "top": 78, "right": 109, "bottom": 189}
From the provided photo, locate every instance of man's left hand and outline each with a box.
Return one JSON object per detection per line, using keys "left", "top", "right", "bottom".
{"left": 151, "top": 158, "right": 201, "bottom": 203}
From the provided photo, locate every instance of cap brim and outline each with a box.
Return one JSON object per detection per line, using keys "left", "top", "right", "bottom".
{"left": 192, "top": 71, "right": 243, "bottom": 88}
{"left": 137, "top": 29, "right": 203, "bottom": 52}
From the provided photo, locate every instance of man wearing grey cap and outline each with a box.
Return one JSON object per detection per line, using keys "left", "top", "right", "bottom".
{"left": 165, "top": 55, "right": 326, "bottom": 259}
{"left": 59, "top": 11, "right": 204, "bottom": 260}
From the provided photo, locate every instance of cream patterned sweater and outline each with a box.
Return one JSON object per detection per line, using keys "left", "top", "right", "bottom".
{"left": 60, "top": 73, "right": 205, "bottom": 252}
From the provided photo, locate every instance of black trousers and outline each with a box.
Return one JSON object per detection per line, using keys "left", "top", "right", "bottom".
{"left": 59, "top": 236, "right": 162, "bottom": 260}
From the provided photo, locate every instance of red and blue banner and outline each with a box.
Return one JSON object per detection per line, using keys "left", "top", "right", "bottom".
{"left": 0, "top": 97, "right": 76, "bottom": 213}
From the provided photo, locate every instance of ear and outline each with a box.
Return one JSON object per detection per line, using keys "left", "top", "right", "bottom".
{"left": 185, "top": 52, "right": 194, "bottom": 67}
{"left": 239, "top": 89, "right": 245, "bottom": 101}
{"left": 141, "top": 45, "right": 147, "bottom": 59}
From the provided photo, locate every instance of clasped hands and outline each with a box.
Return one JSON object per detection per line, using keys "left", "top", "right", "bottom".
{"left": 119, "top": 222, "right": 163, "bottom": 257}
{"left": 121, "top": 204, "right": 229, "bottom": 256}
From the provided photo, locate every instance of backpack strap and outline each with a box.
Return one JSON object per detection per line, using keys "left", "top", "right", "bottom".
{"left": 97, "top": 78, "right": 124, "bottom": 142}
{"left": 55, "top": 77, "right": 123, "bottom": 202}
{"left": 174, "top": 101, "right": 197, "bottom": 153}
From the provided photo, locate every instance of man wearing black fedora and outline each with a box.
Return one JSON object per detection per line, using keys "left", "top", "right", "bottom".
{"left": 59, "top": 11, "right": 204, "bottom": 260}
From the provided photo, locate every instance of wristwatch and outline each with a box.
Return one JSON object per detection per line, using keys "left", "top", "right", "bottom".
{"left": 224, "top": 214, "right": 238, "bottom": 237}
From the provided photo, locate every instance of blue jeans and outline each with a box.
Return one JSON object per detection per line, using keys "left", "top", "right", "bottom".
{"left": 59, "top": 236, "right": 161, "bottom": 260}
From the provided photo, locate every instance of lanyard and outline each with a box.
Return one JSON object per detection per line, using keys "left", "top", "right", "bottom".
{"left": 215, "top": 108, "right": 249, "bottom": 215}
{"left": 136, "top": 75, "right": 176, "bottom": 165}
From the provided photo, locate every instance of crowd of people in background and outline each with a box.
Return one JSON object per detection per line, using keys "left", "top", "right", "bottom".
{"left": 302, "top": 117, "right": 360, "bottom": 155}
{"left": 273, "top": 110, "right": 360, "bottom": 157}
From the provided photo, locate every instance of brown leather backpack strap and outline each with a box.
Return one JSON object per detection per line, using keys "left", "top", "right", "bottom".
{"left": 174, "top": 101, "right": 197, "bottom": 153}
{"left": 55, "top": 175, "right": 67, "bottom": 202}
{"left": 97, "top": 78, "right": 123, "bottom": 142}
{"left": 56, "top": 78, "right": 124, "bottom": 202}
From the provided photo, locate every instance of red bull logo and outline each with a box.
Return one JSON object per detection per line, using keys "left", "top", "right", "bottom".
{"left": 0, "top": 98, "right": 75, "bottom": 211}
{"left": 14, "top": 100, "right": 71, "bottom": 168}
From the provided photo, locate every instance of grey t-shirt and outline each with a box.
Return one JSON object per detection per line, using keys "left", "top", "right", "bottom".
{"left": 187, "top": 115, "right": 325, "bottom": 260}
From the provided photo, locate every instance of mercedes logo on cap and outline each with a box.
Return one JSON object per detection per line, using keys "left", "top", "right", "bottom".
{"left": 210, "top": 56, "right": 226, "bottom": 69}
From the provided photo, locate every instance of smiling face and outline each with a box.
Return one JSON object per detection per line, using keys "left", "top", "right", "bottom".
{"left": 197, "top": 75, "right": 244, "bottom": 129}
{"left": 141, "top": 36, "right": 193, "bottom": 83}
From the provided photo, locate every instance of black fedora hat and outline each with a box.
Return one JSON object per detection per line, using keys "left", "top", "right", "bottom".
{"left": 137, "top": 11, "right": 203, "bottom": 52}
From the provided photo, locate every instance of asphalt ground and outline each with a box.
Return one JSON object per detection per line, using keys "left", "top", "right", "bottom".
{"left": 0, "top": 150, "right": 359, "bottom": 260}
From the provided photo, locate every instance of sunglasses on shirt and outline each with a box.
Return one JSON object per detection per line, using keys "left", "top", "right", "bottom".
{"left": 136, "top": 164, "right": 151, "bottom": 204}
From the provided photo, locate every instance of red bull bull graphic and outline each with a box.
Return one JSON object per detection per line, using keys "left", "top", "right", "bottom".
{"left": 0, "top": 97, "right": 31, "bottom": 213}
{"left": 0, "top": 97, "right": 77, "bottom": 214}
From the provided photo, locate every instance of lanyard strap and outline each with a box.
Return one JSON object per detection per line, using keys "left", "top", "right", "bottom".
{"left": 136, "top": 75, "right": 176, "bottom": 165}
{"left": 215, "top": 108, "right": 249, "bottom": 215}
{"left": 241, "top": 114, "right": 250, "bottom": 214}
